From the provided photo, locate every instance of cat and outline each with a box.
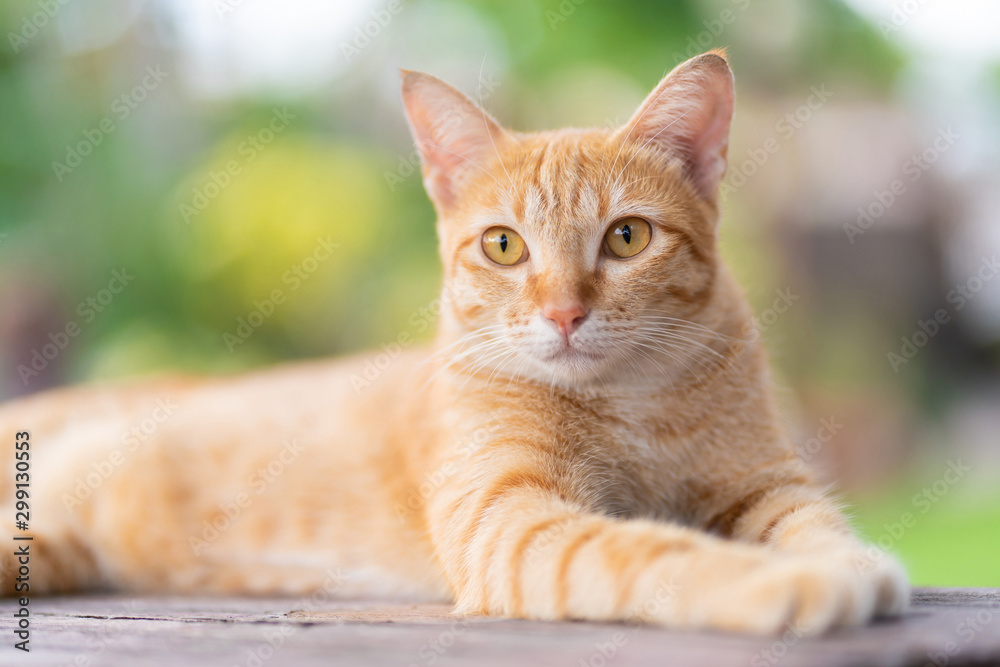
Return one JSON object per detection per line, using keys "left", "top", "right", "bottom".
{"left": 0, "top": 50, "right": 908, "bottom": 635}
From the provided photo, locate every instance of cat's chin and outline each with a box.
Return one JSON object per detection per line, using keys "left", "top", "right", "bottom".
{"left": 540, "top": 346, "right": 605, "bottom": 364}
{"left": 513, "top": 347, "right": 620, "bottom": 388}
{"left": 517, "top": 346, "right": 689, "bottom": 391}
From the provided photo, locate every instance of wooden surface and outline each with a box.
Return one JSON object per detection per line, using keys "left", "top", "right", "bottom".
{"left": 2, "top": 588, "right": 999, "bottom": 666}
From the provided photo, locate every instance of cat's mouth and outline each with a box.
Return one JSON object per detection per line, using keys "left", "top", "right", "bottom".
{"left": 541, "top": 345, "right": 604, "bottom": 363}
{"left": 512, "top": 321, "right": 617, "bottom": 381}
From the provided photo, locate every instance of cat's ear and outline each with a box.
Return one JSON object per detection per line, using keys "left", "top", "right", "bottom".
{"left": 614, "top": 50, "right": 734, "bottom": 203}
{"left": 400, "top": 70, "right": 512, "bottom": 213}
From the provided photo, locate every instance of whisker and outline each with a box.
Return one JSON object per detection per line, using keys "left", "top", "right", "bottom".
{"left": 458, "top": 346, "right": 516, "bottom": 393}
{"left": 631, "top": 339, "right": 709, "bottom": 391}
{"left": 451, "top": 344, "right": 510, "bottom": 397}
{"left": 628, "top": 345, "right": 676, "bottom": 390}
{"left": 420, "top": 328, "right": 508, "bottom": 390}
{"left": 420, "top": 326, "right": 506, "bottom": 364}
{"left": 634, "top": 334, "right": 725, "bottom": 376}
{"left": 640, "top": 312, "right": 744, "bottom": 342}
{"left": 639, "top": 315, "right": 743, "bottom": 341}
{"left": 631, "top": 338, "right": 716, "bottom": 381}
{"left": 502, "top": 354, "right": 529, "bottom": 397}
{"left": 635, "top": 328, "right": 727, "bottom": 363}
{"left": 484, "top": 349, "right": 520, "bottom": 393}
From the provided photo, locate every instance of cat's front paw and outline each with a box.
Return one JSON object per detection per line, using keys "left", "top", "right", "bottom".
{"left": 691, "top": 559, "right": 866, "bottom": 635}
{"left": 677, "top": 551, "right": 909, "bottom": 636}
{"left": 850, "top": 548, "right": 910, "bottom": 618}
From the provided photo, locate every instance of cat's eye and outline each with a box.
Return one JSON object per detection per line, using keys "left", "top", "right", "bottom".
{"left": 604, "top": 217, "right": 652, "bottom": 258}
{"left": 482, "top": 227, "right": 526, "bottom": 266}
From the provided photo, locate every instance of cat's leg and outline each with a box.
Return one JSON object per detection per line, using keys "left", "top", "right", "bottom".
{"left": 710, "top": 466, "right": 910, "bottom": 620}
{"left": 0, "top": 470, "right": 108, "bottom": 596}
{"left": 0, "top": 518, "right": 105, "bottom": 596}
{"left": 426, "top": 443, "right": 881, "bottom": 635}
{"left": 0, "top": 389, "right": 156, "bottom": 596}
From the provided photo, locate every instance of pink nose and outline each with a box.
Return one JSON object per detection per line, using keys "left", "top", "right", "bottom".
{"left": 543, "top": 302, "right": 589, "bottom": 341}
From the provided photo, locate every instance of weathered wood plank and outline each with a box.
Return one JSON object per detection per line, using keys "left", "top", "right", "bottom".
{"left": 0, "top": 588, "right": 997, "bottom": 666}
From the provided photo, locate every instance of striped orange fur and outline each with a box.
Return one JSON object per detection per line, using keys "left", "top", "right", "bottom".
{"left": 0, "top": 51, "right": 908, "bottom": 634}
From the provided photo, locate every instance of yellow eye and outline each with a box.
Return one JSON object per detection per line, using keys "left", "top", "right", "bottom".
{"left": 482, "top": 227, "right": 526, "bottom": 266}
{"left": 604, "top": 217, "right": 651, "bottom": 258}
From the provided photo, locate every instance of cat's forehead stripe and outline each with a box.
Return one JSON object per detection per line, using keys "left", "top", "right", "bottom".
{"left": 504, "top": 135, "right": 610, "bottom": 235}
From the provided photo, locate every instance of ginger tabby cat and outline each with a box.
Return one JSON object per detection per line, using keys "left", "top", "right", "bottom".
{"left": 0, "top": 51, "right": 908, "bottom": 634}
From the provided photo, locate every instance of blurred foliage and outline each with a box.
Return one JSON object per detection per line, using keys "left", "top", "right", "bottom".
{"left": 480, "top": 0, "right": 904, "bottom": 93}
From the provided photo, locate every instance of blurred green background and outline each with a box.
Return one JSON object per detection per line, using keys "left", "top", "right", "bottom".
{"left": 1, "top": 0, "right": 998, "bottom": 586}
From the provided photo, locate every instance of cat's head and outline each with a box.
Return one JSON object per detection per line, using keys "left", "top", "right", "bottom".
{"left": 401, "top": 51, "right": 741, "bottom": 388}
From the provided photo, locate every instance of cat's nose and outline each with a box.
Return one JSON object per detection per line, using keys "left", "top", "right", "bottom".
{"left": 542, "top": 302, "right": 589, "bottom": 341}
